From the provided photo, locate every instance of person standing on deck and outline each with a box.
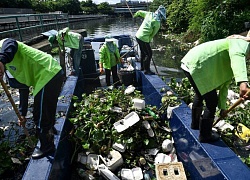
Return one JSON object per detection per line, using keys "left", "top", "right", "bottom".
{"left": 99, "top": 35, "right": 122, "bottom": 87}
{"left": 133, "top": 5, "right": 166, "bottom": 75}
{"left": 181, "top": 33, "right": 250, "bottom": 143}
{"left": 0, "top": 38, "right": 64, "bottom": 159}
{"left": 48, "top": 27, "right": 84, "bottom": 76}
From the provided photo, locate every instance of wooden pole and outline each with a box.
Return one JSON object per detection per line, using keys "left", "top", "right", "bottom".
{"left": 213, "top": 89, "right": 250, "bottom": 127}
{"left": 0, "top": 79, "right": 34, "bottom": 147}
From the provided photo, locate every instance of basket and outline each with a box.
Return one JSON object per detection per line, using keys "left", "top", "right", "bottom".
{"left": 118, "top": 70, "right": 135, "bottom": 86}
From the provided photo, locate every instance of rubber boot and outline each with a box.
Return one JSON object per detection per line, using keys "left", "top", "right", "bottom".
{"left": 144, "top": 60, "right": 155, "bottom": 75}
{"left": 32, "top": 128, "right": 55, "bottom": 159}
{"left": 191, "top": 107, "right": 203, "bottom": 130}
{"left": 199, "top": 118, "right": 220, "bottom": 143}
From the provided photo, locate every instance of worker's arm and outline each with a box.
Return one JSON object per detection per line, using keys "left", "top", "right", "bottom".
{"left": 0, "top": 38, "right": 18, "bottom": 79}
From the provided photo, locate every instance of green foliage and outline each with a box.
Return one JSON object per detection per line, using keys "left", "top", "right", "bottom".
{"left": 187, "top": 0, "right": 250, "bottom": 42}
{"left": 60, "top": 0, "right": 82, "bottom": 14}
{"left": 166, "top": 0, "right": 191, "bottom": 33}
{"left": 0, "top": 123, "right": 35, "bottom": 177}
{"left": 151, "top": 0, "right": 250, "bottom": 42}
{"left": 81, "top": 0, "right": 98, "bottom": 14}
{"left": 97, "top": 2, "right": 114, "bottom": 15}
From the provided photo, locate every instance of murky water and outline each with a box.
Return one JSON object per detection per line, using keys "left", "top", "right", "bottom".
{"left": 71, "top": 17, "right": 187, "bottom": 78}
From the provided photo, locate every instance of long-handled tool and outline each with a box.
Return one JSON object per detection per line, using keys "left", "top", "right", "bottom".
{"left": 120, "top": 44, "right": 139, "bottom": 59}
{"left": 0, "top": 79, "right": 34, "bottom": 147}
{"left": 213, "top": 89, "right": 250, "bottom": 127}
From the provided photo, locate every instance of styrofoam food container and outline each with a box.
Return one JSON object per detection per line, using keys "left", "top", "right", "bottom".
{"left": 132, "top": 98, "right": 145, "bottom": 109}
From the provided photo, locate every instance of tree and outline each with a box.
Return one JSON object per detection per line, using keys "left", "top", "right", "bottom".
{"left": 97, "top": 2, "right": 113, "bottom": 15}
{"left": 81, "top": 0, "right": 98, "bottom": 14}
{"left": 166, "top": 0, "right": 191, "bottom": 34}
{"left": 188, "top": 0, "right": 250, "bottom": 42}
{"left": 0, "top": 0, "right": 18, "bottom": 8}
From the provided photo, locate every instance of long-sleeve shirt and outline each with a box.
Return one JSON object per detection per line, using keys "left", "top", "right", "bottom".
{"left": 0, "top": 38, "right": 62, "bottom": 96}
{"left": 56, "top": 27, "right": 82, "bottom": 50}
{"left": 99, "top": 42, "right": 120, "bottom": 70}
{"left": 134, "top": 10, "right": 161, "bottom": 43}
{"left": 181, "top": 38, "right": 250, "bottom": 109}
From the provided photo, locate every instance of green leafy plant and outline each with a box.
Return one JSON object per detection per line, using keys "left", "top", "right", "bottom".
{"left": 68, "top": 86, "right": 173, "bottom": 170}
{"left": 0, "top": 122, "right": 35, "bottom": 178}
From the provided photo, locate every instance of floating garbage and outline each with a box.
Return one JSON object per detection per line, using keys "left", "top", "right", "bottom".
{"left": 235, "top": 123, "right": 250, "bottom": 143}
{"left": 113, "top": 112, "right": 140, "bottom": 132}
{"left": 124, "top": 85, "right": 135, "bottom": 95}
{"left": 162, "top": 139, "right": 173, "bottom": 152}
{"left": 132, "top": 98, "right": 145, "bottom": 109}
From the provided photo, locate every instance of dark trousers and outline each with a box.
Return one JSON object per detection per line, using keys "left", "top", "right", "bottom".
{"left": 183, "top": 70, "right": 218, "bottom": 120}
{"left": 33, "top": 70, "right": 64, "bottom": 132}
{"left": 19, "top": 88, "right": 29, "bottom": 116}
{"left": 136, "top": 37, "right": 152, "bottom": 71}
{"left": 105, "top": 65, "right": 119, "bottom": 86}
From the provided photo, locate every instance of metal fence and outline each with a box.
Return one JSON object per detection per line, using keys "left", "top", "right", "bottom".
{"left": 0, "top": 13, "right": 69, "bottom": 42}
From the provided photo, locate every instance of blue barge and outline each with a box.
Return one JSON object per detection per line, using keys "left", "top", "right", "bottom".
{"left": 22, "top": 35, "right": 250, "bottom": 180}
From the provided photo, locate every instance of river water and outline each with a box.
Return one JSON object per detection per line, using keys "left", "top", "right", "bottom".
{"left": 71, "top": 17, "right": 187, "bottom": 78}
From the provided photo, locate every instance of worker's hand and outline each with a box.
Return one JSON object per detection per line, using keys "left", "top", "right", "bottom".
{"left": 120, "top": 58, "right": 124, "bottom": 64}
{"left": 0, "top": 62, "right": 5, "bottom": 80}
{"left": 18, "top": 116, "right": 27, "bottom": 127}
{"left": 239, "top": 82, "right": 250, "bottom": 100}
{"left": 99, "top": 67, "right": 104, "bottom": 75}
{"left": 220, "top": 109, "right": 227, "bottom": 118}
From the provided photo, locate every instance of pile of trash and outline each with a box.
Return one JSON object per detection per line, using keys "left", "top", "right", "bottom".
{"left": 69, "top": 85, "right": 187, "bottom": 179}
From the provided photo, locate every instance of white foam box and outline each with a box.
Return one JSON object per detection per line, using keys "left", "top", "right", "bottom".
{"left": 121, "top": 168, "right": 134, "bottom": 180}
{"left": 132, "top": 167, "right": 143, "bottom": 180}
{"left": 132, "top": 98, "right": 145, "bottom": 109}
{"left": 113, "top": 112, "right": 140, "bottom": 132}
{"left": 121, "top": 167, "right": 143, "bottom": 180}
{"left": 112, "top": 142, "right": 126, "bottom": 152}
{"left": 87, "top": 154, "right": 99, "bottom": 170}
{"left": 98, "top": 164, "right": 120, "bottom": 180}
{"left": 106, "top": 150, "right": 124, "bottom": 172}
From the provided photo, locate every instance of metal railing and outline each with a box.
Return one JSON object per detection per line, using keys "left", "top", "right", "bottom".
{"left": 0, "top": 13, "right": 69, "bottom": 42}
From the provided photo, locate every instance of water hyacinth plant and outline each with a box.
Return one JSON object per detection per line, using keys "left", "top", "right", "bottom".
{"left": 68, "top": 85, "right": 174, "bottom": 174}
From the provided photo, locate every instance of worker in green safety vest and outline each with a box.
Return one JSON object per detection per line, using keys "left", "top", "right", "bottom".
{"left": 0, "top": 38, "right": 64, "bottom": 159}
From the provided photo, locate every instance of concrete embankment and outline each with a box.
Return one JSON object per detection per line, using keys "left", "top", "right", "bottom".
{"left": 0, "top": 14, "right": 107, "bottom": 49}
